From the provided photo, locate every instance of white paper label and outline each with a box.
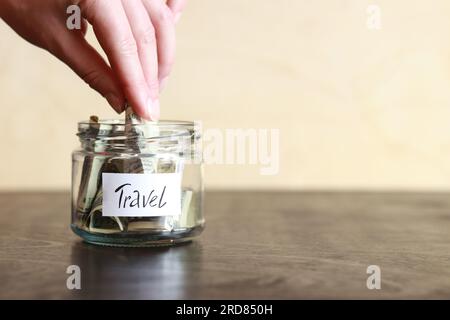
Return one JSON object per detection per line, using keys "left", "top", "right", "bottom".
{"left": 102, "top": 173, "right": 181, "bottom": 217}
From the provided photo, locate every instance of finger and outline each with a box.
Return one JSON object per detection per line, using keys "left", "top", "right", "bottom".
{"left": 81, "top": 0, "right": 156, "bottom": 120}
{"left": 51, "top": 30, "right": 125, "bottom": 113}
{"left": 81, "top": 18, "right": 88, "bottom": 37}
{"left": 121, "top": 0, "right": 159, "bottom": 106}
{"left": 166, "top": 0, "right": 187, "bottom": 23}
{"left": 143, "top": 0, "right": 176, "bottom": 88}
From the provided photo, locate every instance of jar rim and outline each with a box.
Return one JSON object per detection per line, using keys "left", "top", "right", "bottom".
{"left": 77, "top": 119, "right": 200, "bottom": 143}
{"left": 77, "top": 119, "right": 195, "bottom": 127}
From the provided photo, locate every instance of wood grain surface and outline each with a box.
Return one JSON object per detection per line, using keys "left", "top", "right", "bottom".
{"left": 1, "top": 191, "right": 450, "bottom": 299}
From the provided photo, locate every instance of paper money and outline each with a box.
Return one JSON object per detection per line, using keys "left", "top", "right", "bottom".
{"left": 179, "top": 189, "right": 193, "bottom": 227}
{"left": 76, "top": 106, "right": 191, "bottom": 234}
{"left": 80, "top": 106, "right": 157, "bottom": 232}
{"left": 124, "top": 104, "right": 159, "bottom": 173}
{"left": 76, "top": 116, "right": 109, "bottom": 214}
{"left": 88, "top": 190, "right": 126, "bottom": 233}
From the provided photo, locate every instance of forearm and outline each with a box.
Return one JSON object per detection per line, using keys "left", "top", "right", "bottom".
{"left": 0, "top": 0, "right": 18, "bottom": 20}
{"left": 0, "top": 0, "right": 6, "bottom": 17}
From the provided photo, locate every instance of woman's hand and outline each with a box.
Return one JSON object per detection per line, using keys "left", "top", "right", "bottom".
{"left": 0, "top": 0, "right": 187, "bottom": 120}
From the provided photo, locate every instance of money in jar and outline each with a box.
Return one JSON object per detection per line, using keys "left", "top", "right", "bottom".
{"left": 71, "top": 108, "right": 204, "bottom": 247}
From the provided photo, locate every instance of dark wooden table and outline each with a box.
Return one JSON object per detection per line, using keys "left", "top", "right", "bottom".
{"left": 1, "top": 191, "right": 450, "bottom": 299}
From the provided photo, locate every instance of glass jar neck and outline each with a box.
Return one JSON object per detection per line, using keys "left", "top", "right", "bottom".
{"left": 77, "top": 120, "right": 201, "bottom": 159}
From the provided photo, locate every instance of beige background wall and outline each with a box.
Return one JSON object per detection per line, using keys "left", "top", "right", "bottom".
{"left": 1, "top": 0, "right": 450, "bottom": 190}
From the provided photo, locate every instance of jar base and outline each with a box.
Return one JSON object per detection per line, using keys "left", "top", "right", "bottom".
{"left": 71, "top": 224, "right": 204, "bottom": 247}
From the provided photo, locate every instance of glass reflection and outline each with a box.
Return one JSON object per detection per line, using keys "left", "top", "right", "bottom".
{"left": 69, "top": 240, "right": 203, "bottom": 299}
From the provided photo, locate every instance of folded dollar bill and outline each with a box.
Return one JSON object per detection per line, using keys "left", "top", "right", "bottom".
{"left": 76, "top": 106, "right": 192, "bottom": 234}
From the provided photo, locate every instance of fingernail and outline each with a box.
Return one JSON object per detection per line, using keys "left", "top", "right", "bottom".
{"left": 105, "top": 93, "right": 124, "bottom": 114}
{"left": 174, "top": 13, "right": 182, "bottom": 24}
{"left": 146, "top": 98, "right": 160, "bottom": 121}
{"left": 159, "top": 77, "right": 169, "bottom": 92}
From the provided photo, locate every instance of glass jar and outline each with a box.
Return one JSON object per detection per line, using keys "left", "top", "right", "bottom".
{"left": 71, "top": 119, "right": 204, "bottom": 247}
